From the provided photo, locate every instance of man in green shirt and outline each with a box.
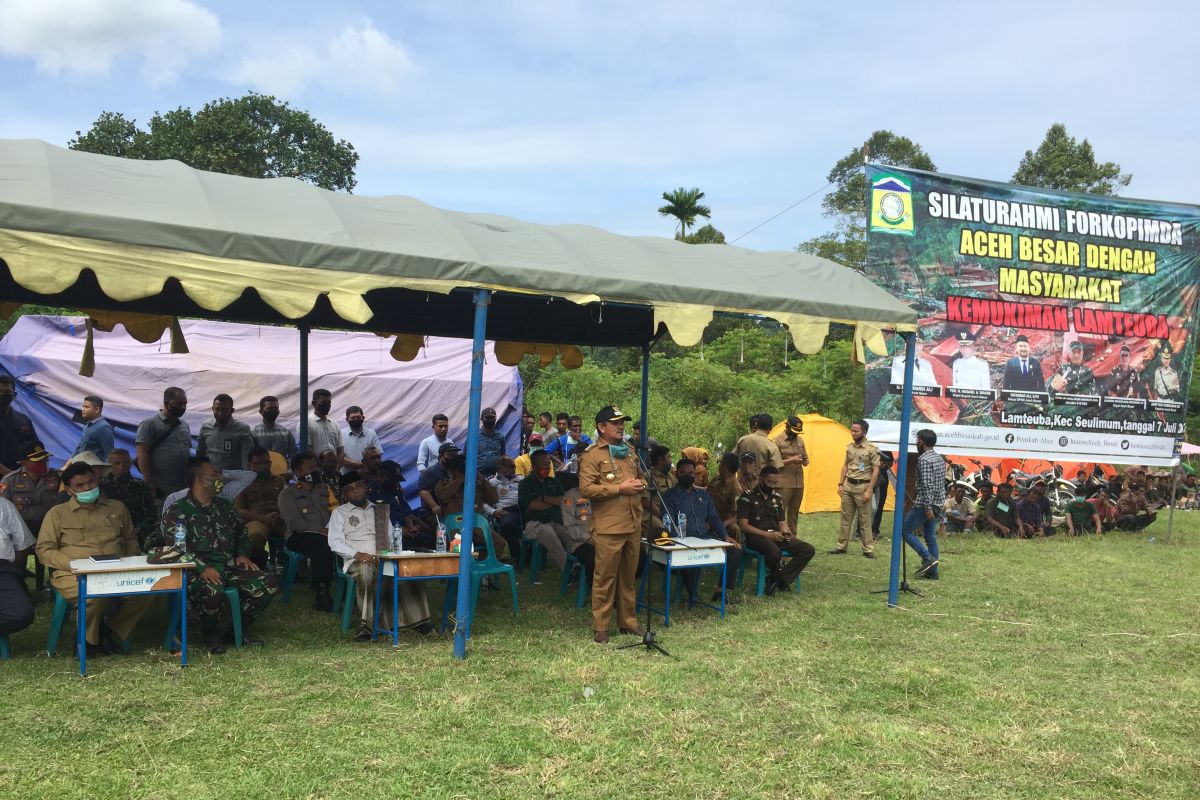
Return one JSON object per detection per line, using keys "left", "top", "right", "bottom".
{"left": 1064, "top": 490, "right": 1102, "bottom": 536}
{"left": 517, "top": 450, "right": 580, "bottom": 572}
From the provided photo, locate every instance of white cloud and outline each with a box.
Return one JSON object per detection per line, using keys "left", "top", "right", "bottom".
{"left": 230, "top": 20, "right": 414, "bottom": 97}
{"left": 0, "top": 0, "right": 220, "bottom": 85}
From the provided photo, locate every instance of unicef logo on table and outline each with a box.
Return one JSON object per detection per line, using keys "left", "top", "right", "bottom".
{"left": 1058, "top": 436, "right": 1069, "bottom": 448}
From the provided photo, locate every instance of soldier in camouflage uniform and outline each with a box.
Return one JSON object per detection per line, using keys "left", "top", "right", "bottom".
{"left": 163, "top": 462, "right": 277, "bottom": 654}
{"left": 1104, "top": 345, "right": 1143, "bottom": 398}
{"left": 1047, "top": 341, "right": 1096, "bottom": 399}
{"left": 100, "top": 449, "right": 157, "bottom": 549}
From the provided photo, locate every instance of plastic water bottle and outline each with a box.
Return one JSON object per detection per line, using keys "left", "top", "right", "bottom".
{"left": 390, "top": 523, "right": 402, "bottom": 553}
{"left": 173, "top": 521, "right": 187, "bottom": 553}
{"left": 676, "top": 512, "right": 687, "bottom": 538}
{"left": 436, "top": 521, "right": 448, "bottom": 553}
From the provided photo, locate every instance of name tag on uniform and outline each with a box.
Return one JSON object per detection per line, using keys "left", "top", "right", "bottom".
{"left": 224, "top": 439, "right": 233, "bottom": 452}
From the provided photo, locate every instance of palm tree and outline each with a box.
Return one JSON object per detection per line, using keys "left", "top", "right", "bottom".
{"left": 658, "top": 187, "right": 711, "bottom": 239}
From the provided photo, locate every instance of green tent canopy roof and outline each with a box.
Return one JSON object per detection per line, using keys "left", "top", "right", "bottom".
{"left": 0, "top": 138, "right": 916, "bottom": 348}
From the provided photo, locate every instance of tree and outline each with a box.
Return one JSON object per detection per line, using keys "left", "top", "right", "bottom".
{"left": 658, "top": 187, "right": 711, "bottom": 239}
{"left": 69, "top": 93, "right": 359, "bottom": 191}
{"left": 1012, "top": 123, "right": 1131, "bottom": 195}
{"left": 797, "top": 130, "right": 935, "bottom": 271}
{"left": 678, "top": 223, "right": 725, "bottom": 244}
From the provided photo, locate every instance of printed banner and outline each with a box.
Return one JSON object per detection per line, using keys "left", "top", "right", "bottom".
{"left": 864, "top": 166, "right": 1200, "bottom": 466}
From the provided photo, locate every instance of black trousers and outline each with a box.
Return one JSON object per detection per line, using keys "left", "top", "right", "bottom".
{"left": 0, "top": 561, "right": 35, "bottom": 637}
{"left": 1115, "top": 513, "right": 1156, "bottom": 532}
{"left": 571, "top": 542, "right": 596, "bottom": 585}
{"left": 743, "top": 533, "right": 814, "bottom": 586}
{"left": 286, "top": 531, "right": 334, "bottom": 585}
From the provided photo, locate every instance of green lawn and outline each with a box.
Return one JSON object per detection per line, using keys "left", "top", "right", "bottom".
{"left": 3, "top": 512, "right": 1197, "bottom": 800}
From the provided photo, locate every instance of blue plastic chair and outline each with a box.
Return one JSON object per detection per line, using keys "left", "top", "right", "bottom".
{"left": 557, "top": 551, "right": 589, "bottom": 609}
{"left": 440, "top": 512, "right": 518, "bottom": 631}
{"left": 0, "top": 635, "right": 10, "bottom": 659}
{"left": 46, "top": 589, "right": 132, "bottom": 655}
{"left": 280, "top": 549, "right": 308, "bottom": 604}
{"left": 737, "top": 546, "right": 801, "bottom": 596}
{"left": 519, "top": 540, "right": 547, "bottom": 583}
{"left": 163, "top": 586, "right": 242, "bottom": 650}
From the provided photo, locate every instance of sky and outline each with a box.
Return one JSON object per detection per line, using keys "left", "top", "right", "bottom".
{"left": 1, "top": 0, "right": 1196, "bottom": 253}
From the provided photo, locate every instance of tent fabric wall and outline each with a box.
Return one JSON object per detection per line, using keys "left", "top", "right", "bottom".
{"left": 0, "top": 316, "right": 522, "bottom": 506}
{"left": 767, "top": 414, "right": 896, "bottom": 514}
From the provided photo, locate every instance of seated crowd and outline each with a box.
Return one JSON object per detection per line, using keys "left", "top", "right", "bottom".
{"left": 0, "top": 383, "right": 1178, "bottom": 653}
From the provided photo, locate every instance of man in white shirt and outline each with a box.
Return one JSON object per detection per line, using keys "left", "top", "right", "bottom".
{"left": 340, "top": 406, "right": 382, "bottom": 474}
{"left": 951, "top": 331, "right": 992, "bottom": 391}
{"left": 416, "top": 413, "right": 453, "bottom": 473}
{"left": 327, "top": 471, "right": 431, "bottom": 641}
{"left": 943, "top": 485, "right": 977, "bottom": 532}
{"left": 486, "top": 456, "right": 523, "bottom": 560}
{"left": 890, "top": 341, "right": 939, "bottom": 387}
{"left": 308, "top": 389, "right": 343, "bottom": 466}
{"left": 0, "top": 496, "right": 35, "bottom": 641}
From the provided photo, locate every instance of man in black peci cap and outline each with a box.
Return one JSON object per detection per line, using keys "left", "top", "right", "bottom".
{"left": 578, "top": 405, "right": 647, "bottom": 644}
{"left": 1002, "top": 334, "right": 1044, "bottom": 392}
{"left": 419, "top": 441, "right": 460, "bottom": 519}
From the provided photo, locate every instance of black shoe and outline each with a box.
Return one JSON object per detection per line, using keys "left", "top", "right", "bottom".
{"left": 863, "top": 552, "right": 876, "bottom": 559}
{"left": 915, "top": 559, "right": 939, "bottom": 577}
{"left": 224, "top": 630, "right": 265, "bottom": 647}
{"left": 828, "top": 548, "right": 847, "bottom": 555}
{"left": 84, "top": 642, "right": 106, "bottom": 659}
{"left": 354, "top": 629, "right": 372, "bottom": 642}
{"left": 764, "top": 582, "right": 777, "bottom": 596}
{"left": 711, "top": 590, "right": 738, "bottom": 604}
{"left": 775, "top": 578, "right": 793, "bottom": 593}
{"left": 98, "top": 623, "right": 120, "bottom": 655}
{"left": 313, "top": 585, "right": 334, "bottom": 612}
{"left": 205, "top": 635, "right": 227, "bottom": 655}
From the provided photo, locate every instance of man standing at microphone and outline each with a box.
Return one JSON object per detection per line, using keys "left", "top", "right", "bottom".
{"left": 578, "top": 405, "right": 647, "bottom": 645}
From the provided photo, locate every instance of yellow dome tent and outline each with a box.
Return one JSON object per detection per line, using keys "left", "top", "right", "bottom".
{"left": 768, "top": 414, "right": 896, "bottom": 513}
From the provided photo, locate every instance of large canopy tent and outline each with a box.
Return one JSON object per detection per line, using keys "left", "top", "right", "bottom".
{"left": 0, "top": 139, "right": 920, "bottom": 658}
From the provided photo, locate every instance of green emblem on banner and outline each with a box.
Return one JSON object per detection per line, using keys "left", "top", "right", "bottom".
{"left": 870, "top": 173, "right": 914, "bottom": 236}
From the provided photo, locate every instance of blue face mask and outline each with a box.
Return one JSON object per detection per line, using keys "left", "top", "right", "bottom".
{"left": 608, "top": 442, "right": 629, "bottom": 460}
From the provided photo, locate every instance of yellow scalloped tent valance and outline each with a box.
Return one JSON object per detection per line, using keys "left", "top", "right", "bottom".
{"left": 494, "top": 342, "right": 584, "bottom": 369}
{"left": 79, "top": 309, "right": 188, "bottom": 377}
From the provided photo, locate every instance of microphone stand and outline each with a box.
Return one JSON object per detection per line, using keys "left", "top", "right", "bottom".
{"left": 871, "top": 484, "right": 924, "bottom": 599}
{"left": 617, "top": 449, "right": 677, "bottom": 656}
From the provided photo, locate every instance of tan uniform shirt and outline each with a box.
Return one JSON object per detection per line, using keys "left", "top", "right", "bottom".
{"left": 36, "top": 496, "right": 139, "bottom": 572}
{"left": 578, "top": 442, "right": 645, "bottom": 534}
{"left": 234, "top": 475, "right": 287, "bottom": 516}
{"left": 735, "top": 431, "right": 783, "bottom": 470}
{"left": 772, "top": 433, "right": 809, "bottom": 489}
{"left": 707, "top": 474, "right": 743, "bottom": 523}
{"left": 843, "top": 440, "right": 880, "bottom": 483}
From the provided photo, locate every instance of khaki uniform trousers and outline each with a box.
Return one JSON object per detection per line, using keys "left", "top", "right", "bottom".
{"left": 51, "top": 571, "right": 153, "bottom": 646}
{"left": 778, "top": 487, "right": 803, "bottom": 534}
{"left": 245, "top": 519, "right": 284, "bottom": 549}
{"left": 591, "top": 531, "right": 640, "bottom": 632}
{"left": 837, "top": 488, "right": 875, "bottom": 554}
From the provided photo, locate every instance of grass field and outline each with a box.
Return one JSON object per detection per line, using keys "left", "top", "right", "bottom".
{"left": 3, "top": 512, "right": 1197, "bottom": 800}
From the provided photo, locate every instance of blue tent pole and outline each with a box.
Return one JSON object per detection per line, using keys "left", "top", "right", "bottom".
{"left": 639, "top": 343, "right": 650, "bottom": 452}
{"left": 298, "top": 322, "right": 309, "bottom": 452}
{"left": 887, "top": 331, "right": 916, "bottom": 607}
{"left": 454, "top": 289, "right": 491, "bottom": 659}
